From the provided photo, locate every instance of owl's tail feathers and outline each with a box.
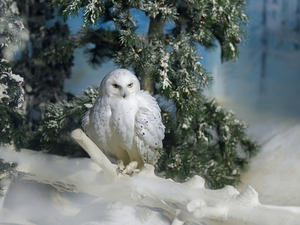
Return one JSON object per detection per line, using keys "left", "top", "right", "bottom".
{"left": 141, "top": 145, "right": 158, "bottom": 165}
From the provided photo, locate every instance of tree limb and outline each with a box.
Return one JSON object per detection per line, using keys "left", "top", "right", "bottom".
{"left": 71, "top": 129, "right": 117, "bottom": 181}
{"left": 1, "top": 129, "right": 300, "bottom": 225}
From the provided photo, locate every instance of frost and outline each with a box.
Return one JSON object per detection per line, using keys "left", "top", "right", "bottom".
{"left": 159, "top": 52, "right": 172, "bottom": 89}
{"left": 1, "top": 123, "right": 10, "bottom": 133}
{"left": 161, "top": 72, "right": 171, "bottom": 89}
{"left": 0, "top": 70, "right": 24, "bottom": 110}
{"left": 47, "top": 120, "right": 59, "bottom": 129}
{"left": 216, "top": 105, "right": 222, "bottom": 112}
{"left": 2, "top": 71, "right": 23, "bottom": 83}
{"left": 229, "top": 43, "right": 235, "bottom": 52}
{"left": 182, "top": 117, "right": 192, "bottom": 129}
{"left": 63, "top": 0, "right": 81, "bottom": 15}
{"left": 14, "top": 20, "right": 24, "bottom": 30}
{"left": 0, "top": 83, "right": 9, "bottom": 102}
{"left": 84, "top": 103, "right": 93, "bottom": 108}
{"left": 9, "top": 1, "right": 19, "bottom": 15}
{"left": 229, "top": 43, "right": 236, "bottom": 58}
{"left": 233, "top": 119, "right": 240, "bottom": 124}
{"left": 221, "top": 125, "right": 230, "bottom": 141}
{"left": 141, "top": 1, "right": 178, "bottom": 20}
{"left": 9, "top": 71, "right": 23, "bottom": 83}
{"left": 182, "top": 123, "right": 189, "bottom": 129}
{"left": 83, "top": 0, "right": 103, "bottom": 26}
{"left": 198, "top": 130, "right": 208, "bottom": 142}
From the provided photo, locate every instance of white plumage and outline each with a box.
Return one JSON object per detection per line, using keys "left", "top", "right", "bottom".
{"left": 82, "top": 69, "right": 165, "bottom": 168}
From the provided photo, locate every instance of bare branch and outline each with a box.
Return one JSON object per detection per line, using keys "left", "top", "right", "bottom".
{"left": 71, "top": 128, "right": 117, "bottom": 181}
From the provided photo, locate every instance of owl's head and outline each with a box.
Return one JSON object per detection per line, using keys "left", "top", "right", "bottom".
{"left": 99, "top": 69, "right": 140, "bottom": 99}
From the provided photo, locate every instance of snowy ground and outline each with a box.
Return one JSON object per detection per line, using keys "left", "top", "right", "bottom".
{"left": 1, "top": 117, "right": 300, "bottom": 224}
{"left": 214, "top": 96, "right": 300, "bottom": 207}
{"left": 238, "top": 121, "right": 300, "bottom": 206}
{"left": 0, "top": 182, "right": 171, "bottom": 225}
{"left": 1, "top": 96, "right": 300, "bottom": 224}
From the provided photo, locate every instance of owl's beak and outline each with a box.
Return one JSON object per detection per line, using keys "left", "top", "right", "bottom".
{"left": 123, "top": 92, "right": 126, "bottom": 98}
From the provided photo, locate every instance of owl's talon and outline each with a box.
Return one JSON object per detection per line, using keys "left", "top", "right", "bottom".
{"left": 116, "top": 161, "right": 140, "bottom": 176}
{"left": 115, "top": 160, "right": 126, "bottom": 175}
{"left": 117, "top": 160, "right": 125, "bottom": 169}
{"left": 116, "top": 167, "right": 123, "bottom": 175}
{"left": 125, "top": 161, "right": 138, "bottom": 174}
{"left": 131, "top": 168, "right": 140, "bottom": 176}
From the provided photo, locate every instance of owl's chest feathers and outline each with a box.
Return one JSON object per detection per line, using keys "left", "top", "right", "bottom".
{"left": 110, "top": 97, "right": 139, "bottom": 133}
{"left": 93, "top": 96, "right": 140, "bottom": 149}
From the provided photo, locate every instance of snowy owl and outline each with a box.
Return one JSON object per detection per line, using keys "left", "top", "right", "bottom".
{"left": 82, "top": 69, "right": 165, "bottom": 168}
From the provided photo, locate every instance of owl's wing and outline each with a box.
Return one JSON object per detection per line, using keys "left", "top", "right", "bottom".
{"left": 82, "top": 109, "right": 90, "bottom": 134}
{"left": 135, "top": 91, "right": 165, "bottom": 164}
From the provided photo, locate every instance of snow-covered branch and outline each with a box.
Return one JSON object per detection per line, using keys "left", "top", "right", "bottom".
{"left": 71, "top": 129, "right": 117, "bottom": 181}
{"left": 1, "top": 129, "right": 300, "bottom": 225}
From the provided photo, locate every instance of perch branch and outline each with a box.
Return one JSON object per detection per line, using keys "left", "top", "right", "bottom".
{"left": 1, "top": 129, "right": 300, "bottom": 225}
{"left": 71, "top": 128, "right": 117, "bottom": 181}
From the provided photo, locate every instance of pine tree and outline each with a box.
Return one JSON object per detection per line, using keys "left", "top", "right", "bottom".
{"left": 39, "top": 0, "right": 260, "bottom": 189}
{"left": 0, "top": 0, "right": 30, "bottom": 149}
{"left": 0, "top": 0, "right": 260, "bottom": 189}
{"left": 0, "top": 0, "right": 29, "bottom": 193}
{"left": 0, "top": 0, "right": 76, "bottom": 192}
{"left": 11, "top": 0, "right": 75, "bottom": 153}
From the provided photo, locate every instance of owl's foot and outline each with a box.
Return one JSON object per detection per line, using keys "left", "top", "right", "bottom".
{"left": 116, "top": 161, "right": 140, "bottom": 176}
{"left": 123, "top": 161, "right": 140, "bottom": 176}
{"left": 116, "top": 160, "right": 125, "bottom": 175}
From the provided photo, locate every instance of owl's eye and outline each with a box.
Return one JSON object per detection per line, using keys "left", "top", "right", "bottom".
{"left": 112, "top": 84, "right": 119, "bottom": 88}
{"left": 128, "top": 83, "right": 133, "bottom": 88}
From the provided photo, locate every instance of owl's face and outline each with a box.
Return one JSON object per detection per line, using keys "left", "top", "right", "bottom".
{"left": 100, "top": 69, "right": 140, "bottom": 99}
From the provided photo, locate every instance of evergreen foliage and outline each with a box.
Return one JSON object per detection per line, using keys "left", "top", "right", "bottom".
{"left": 0, "top": 0, "right": 29, "bottom": 150}
{"left": 0, "top": 158, "right": 26, "bottom": 193}
{"left": 12, "top": 0, "right": 74, "bottom": 137}
{"left": 41, "top": 0, "right": 259, "bottom": 188}
{"left": 158, "top": 99, "right": 258, "bottom": 188}
{"left": 0, "top": 0, "right": 29, "bottom": 194}
{"left": 41, "top": 86, "right": 98, "bottom": 155}
{"left": 0, "top": 0, "right": 260, "bottom": 189}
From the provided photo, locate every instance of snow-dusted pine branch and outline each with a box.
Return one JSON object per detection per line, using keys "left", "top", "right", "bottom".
{"left": 1, "top": 129, "right": 300, "bottom": 225}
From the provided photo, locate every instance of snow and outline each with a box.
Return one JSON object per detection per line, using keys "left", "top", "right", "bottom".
{"left": 238, "top": 123, "right": 300, "bottom": 206}
{"left": 8, "top": 1, "right": 19, "bottom": 15}
{"left": 206, "top": 0, "right": 300, "bottom": 201}
{"left": 5, "top": 71, "right": 24, "bottom": 83}
{"left": 159, "top": 52, "right": 172, "bottom": 89}
{"left": 0, "top": 150, "right": 171, "bottom": 225}
{"left": 1, "top": 118, "right": 300, "bottom": 224}
{"left": 0, "top": 83, "right": 8, "bottom": 102}
{"left": 1, "top": 183, "right": 170, "bottom": 225}
{"left": 84, "top": 103, "right": 93, "bottom": 108}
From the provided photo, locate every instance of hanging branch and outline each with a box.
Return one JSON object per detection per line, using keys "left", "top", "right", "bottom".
{"left": 1, "top": 129, "right": 300, "bottom": 224}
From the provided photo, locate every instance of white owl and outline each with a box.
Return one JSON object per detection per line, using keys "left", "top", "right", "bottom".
{"left": 82, "top": 69, "right": 165, "bottom": 169}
